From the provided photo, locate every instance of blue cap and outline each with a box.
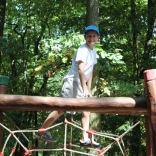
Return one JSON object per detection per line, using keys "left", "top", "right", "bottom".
{"left": 84, "top": 25, "right": 100, "bottom": 35}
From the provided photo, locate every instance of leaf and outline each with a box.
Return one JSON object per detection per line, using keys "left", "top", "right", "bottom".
{"left": 62, "top": 57, "right": 68, "bottom": 63}
{"left": 100, "top": 51, "right": 106, "bottom": 58}
{"left": 104, "top": 87, "right": 110, "bottom": 96}
{"left": 34, "top": 65, "right": 43, "bottom": 72}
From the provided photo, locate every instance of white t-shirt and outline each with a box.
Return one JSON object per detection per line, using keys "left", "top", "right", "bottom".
{"left": 63, "top": 43, "right": 97, "bottom": 82}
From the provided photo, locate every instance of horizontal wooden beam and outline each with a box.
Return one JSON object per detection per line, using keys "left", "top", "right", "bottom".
{"left": 0, "top": 94, "right": 147, "bottom": 115}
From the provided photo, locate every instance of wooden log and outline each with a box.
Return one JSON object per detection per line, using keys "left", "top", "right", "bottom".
{"left": 0, "top": 85, "right": 8, "bottom": 151}
{"left": 0, "top": 110, "right": 2, "bottom": 151}
{"left": 0, "top": 94, "right": 147, "bottom": 114}
{"left": 144, "top": 69, "right": 156, "bottom": 132}
{"left": 144, "top": 69, "right": 156, "bottom": 156}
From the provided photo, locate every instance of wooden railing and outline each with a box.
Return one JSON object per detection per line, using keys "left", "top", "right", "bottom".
{"left": 0, "top": 69, "right": 156, "bottom": 156}
{"left": 0, "top": 95, "right": 147, "bottom": 114}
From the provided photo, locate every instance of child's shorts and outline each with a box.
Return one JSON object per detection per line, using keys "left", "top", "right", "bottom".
{"left": 60, "top": 78, "right": 85, "bottom": 115}
{"left": 60, "top": 78, "right": 85, "bottom": 98}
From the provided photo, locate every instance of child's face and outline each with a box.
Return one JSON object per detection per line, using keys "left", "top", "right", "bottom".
{"left": 84, "top": 31, "right": 100, "bottom": 49}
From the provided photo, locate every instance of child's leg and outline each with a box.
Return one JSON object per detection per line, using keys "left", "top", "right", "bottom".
{"left": 41, "top": 110, "right": 64, "bottom": 128}
{"left": 80, "top": 111, "right": 101, "bottom": 147}
{"left": 81, "top": 111, "right": 90, "bottom": 141}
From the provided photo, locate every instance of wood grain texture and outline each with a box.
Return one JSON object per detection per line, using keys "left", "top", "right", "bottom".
{"left": 0, "top": 94, "right": 147, "bottom": 114}
{"left": 144, "top": 69, "right": 156, "bottom": 155}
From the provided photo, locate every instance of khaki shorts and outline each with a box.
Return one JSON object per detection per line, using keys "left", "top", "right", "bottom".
{"left": 61, "top": 79, "right": 85, "bottom": 98}
{"left": 60, "top": 79, "right": 85, "bottom": 114}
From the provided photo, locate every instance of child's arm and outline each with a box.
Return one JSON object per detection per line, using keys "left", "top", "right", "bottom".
{"left": 78, "top": 60, "right": 90, "bottom": 97}
{"left": 87, "top": 72, "right": 93, "bottom": 97}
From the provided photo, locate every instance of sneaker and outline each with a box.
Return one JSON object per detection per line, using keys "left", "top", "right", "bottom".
{"left": 80, "top": 139, "right": 101, "bottom": 148}
{"left": 35, "top": 131, "right": 56, "bottom": 143}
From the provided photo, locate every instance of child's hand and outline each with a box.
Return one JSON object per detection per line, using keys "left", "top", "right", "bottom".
{"left": 89, "top": 93, "right": 92, "bottom": 98}
{"left": 84, "top": 90, "right": 92, "bottom": 98}
{"left": 88, "top": 92, "right": 92, "bottom": 98}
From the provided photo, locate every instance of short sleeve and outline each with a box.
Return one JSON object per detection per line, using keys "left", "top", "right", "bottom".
{"left": 75, "top": 46, "right": 88, "bottom": 63}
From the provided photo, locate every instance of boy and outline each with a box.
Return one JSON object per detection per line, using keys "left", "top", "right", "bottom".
{"left": 35, "top": 25, "right": 100, "bottom": 147}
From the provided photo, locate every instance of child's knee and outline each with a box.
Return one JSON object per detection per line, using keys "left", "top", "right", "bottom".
{"left": 58, "top": 111, "right": 64, "bottom": 116}
{"left": 82, "top": 111, "right": 90, "bottom": 117}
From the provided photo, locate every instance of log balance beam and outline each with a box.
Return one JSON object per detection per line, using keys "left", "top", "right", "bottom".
{"left": 0, "top": 95, "right": 147, "bottom": 114}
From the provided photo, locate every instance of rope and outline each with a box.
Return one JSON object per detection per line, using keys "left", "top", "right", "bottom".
{"left": 0, "top": 114, "right": 141, "bottom": 156}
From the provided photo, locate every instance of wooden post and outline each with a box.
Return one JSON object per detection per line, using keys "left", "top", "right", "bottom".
{"left": 144, "top": 69, "right": 156, "bottom": 156}
{"left": 0, "top": 85, "right": 8, "bottom": 151}
{"left": 0, "top": 75, "right": 9, "bottom": 152}
{"left": 0, "top": 111, "right": 3, "bottom": 152}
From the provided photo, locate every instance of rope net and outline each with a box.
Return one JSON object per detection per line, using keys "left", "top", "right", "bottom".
{"left": 0, "top": 113, "right": 140, "bottom": 156}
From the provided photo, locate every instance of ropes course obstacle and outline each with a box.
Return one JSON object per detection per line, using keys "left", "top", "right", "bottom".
{"left": 0, "top": 112, "right": 140, "bottom": 156}
{"left": 0, "top": 69, "right": 156, "bottom": 155}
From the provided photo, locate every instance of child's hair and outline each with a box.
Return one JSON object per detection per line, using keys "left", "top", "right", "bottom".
{"left": 84, "top": 25, "right": 100, "bottom": 35}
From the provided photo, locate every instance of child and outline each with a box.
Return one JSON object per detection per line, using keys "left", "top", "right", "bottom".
{"left": 35, "top": 25, "right": 100, "bottom": 147}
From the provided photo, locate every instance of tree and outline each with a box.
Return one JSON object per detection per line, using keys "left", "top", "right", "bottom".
{"left": 0, "top": 0, "right": 6, "bottom": 36}
{"left": 140, "top": 0, "right": 156, "bottom": 74}
{"left": 86, "top": 0, "right": 102, "bottom": 155}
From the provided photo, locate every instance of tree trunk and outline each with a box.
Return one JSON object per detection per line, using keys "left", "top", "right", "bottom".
{"left": 130, "top": 1, "right": 142, "bottom": 155}
{"left": 0, "top": 0, "right": 6, "bottom": 37}
{"left": 86, "top": 0, "right": 101, "bottom": 155}
{"left": 0, "top": 0, "right": 6, "bottom": 73}
{"left": 140, "top": 0, "right": 156, "bottom": 72}
{"left": 86, "top": 0, "right": 99, "bottom": 26}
